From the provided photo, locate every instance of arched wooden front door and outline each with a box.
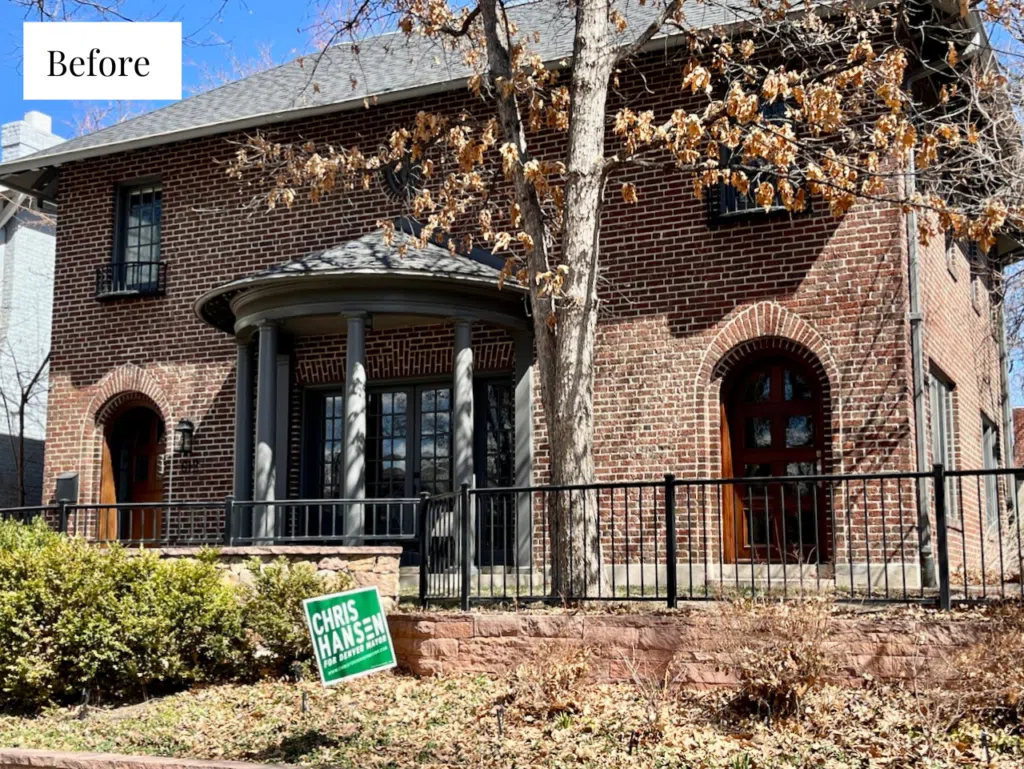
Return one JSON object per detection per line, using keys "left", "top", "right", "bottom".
{"left": 99, "top": 406, "right": 164, "bottom": 541}
{"left": 721, "top": 354, "right": 825, "bottom": 563}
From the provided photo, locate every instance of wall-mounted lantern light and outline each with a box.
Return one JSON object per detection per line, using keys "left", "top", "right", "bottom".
{"left": 175, "top": 419, "right": 195, "bottom": 456}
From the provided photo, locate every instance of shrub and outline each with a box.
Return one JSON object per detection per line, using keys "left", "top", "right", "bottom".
{"left": 947, "top": 604, "right": 1024, "bottom": 728}
{"left": 502, "top": 645, "right": 591, "bottom": 720}
{"left": 240, "top": 557, "right": 354, "bottom": 674}
{"left": 716, "top": 598, "right": 837, "bottom": 720}
{"left": 0, "top": 520, "right": 248, "bottom": 711}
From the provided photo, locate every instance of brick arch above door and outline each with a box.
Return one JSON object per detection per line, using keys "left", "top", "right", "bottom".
{"left": 692, "top": 302, "right": 843, "bottom": 477}
{"left": 75, "top": 365, "right": 173, "bottom": 503}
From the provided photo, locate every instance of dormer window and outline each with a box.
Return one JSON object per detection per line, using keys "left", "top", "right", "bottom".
{"left": 97, "top": 180, "right": 166, "bottom": 298}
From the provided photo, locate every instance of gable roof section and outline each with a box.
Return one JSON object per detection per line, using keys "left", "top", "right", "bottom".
{"left": 0, "top": 0, "right": 749, "bottom": 199}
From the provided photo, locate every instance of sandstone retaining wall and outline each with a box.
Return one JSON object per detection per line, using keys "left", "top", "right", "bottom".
{"left": 152, "top": 546, "right": 401, "bottom": 610}
{"left": 389, "top": 610, "right": 984, "bottom": 685}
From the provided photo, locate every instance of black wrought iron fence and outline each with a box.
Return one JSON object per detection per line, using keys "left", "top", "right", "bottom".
{"left": 0, "top": 505, "right": 55, "bottom": 525}
{"left": 943, "top": 467, "right": 1023, "bottom": 605}
{"left": 227, "top": 497, "right": 420, "bottom": 546}
{"left": 1, "top": 465, "right": 1019, "bottom": 609}
{"left": 61, "top": 500, "right": 228, "bottom": 546}
{"left": 416, "top": 466, "right": 1024, "bottom": 609}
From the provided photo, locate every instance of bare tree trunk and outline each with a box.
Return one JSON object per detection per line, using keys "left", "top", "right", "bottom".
{"left": 479, "top": 0, "right": 611, "bottom": 598}
{"left": 545, "top": 0, "right": 612, "bottom": 598}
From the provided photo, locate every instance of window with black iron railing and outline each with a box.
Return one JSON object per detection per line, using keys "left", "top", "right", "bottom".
{"left": 95, "top": 260, "right": 167, "bottom": 297}
{"left": 708, "top": 101, "right": 804, "bottom": 224}
{"left": 98, "top": 182, "right": 165, "bottom": 298}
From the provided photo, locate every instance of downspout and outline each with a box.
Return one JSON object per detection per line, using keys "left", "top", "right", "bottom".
{"left": 996, "top": 262, "right": 1020, "bottom": 521}
{"left": 906, "top": 147, "right": 937, "bottom": 588}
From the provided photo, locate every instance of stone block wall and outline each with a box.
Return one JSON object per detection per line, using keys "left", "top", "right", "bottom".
{"left": 389, "top": 609, "right": 985, "bottom": 685}
{"left": 151, "top": 545, "right": 401, "bottom": 609}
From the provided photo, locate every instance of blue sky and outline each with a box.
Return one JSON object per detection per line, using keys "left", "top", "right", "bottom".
{"left": 0, "top": 0, "right": 315, "bottom": 138}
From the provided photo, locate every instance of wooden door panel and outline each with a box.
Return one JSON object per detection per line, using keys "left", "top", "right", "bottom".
{"left": 722, "top": 356, "right": 825, "bottom": 563}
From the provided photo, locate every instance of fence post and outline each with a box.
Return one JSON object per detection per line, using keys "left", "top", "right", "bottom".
{"left": 57, "top": 500, "right": 68, "bottom": 535}
{"left": 665, "top": 474, "right": 678, "bottom": 609}
{"left": 223, "top": 496, "right": 235, "bottom": 546}
{"left": 418, "top": 492, "right": 430, "bottom": 610}
{"left": 460, "top": 483, "right": 471, "bottom": 612}
{"left": 933, "top": 463, "right": 951, "bottom": 611}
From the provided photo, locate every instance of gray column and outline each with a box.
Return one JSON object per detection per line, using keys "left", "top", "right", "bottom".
{"left": 254, "top": 323, "right": 278, "bottom": 541}
{"left": 453, "top": 319, "right": 475, "bottom": 564}
{"left": 232, "top": 339, "right": 254, "bottom": 502}
{"left": 453, "top": 319, "right": 475, "bottom": 488}
{"left": 343, "top": 314, "right": 367, "bottom": 542}
{"left": 513, "top": 331, "right": 534, "bottom": 567}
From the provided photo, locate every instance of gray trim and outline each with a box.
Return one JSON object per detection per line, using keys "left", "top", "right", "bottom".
{"left": 453, "top": 319, "right": 475, "bottom": 564}
{"left": 254, "top": 324, "right": 278, "bottom": 536}
{"left": 233, "top": 340, "right": 254, "bottom": 501}
{"left": 343, "top": 314, "right": 367, "bottom": 542}
{"left": 231, "top": 290, "right": 529, "bottom": 335}
{"left": 513, "top": 331, "right": 534, "bottom": 565}
{"left": 194, "top": 226, "right": 529, "bottom": 336}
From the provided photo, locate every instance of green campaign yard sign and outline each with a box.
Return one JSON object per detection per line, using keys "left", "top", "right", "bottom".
{"left": 303, "top": 586, "right": 396, "bottom": 686}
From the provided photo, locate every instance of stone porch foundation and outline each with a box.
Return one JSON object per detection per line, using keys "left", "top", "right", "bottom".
{"left": 146, "top": 546, "right": 402, "bottom": 610}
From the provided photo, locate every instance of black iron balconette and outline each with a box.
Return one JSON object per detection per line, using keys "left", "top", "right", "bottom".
{"left": 95, "top": 261, "right": 167, "bottom": 298}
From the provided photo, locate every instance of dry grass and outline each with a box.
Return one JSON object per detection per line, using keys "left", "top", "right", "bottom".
{"left": 501, "top": 645, "right": 592, "bottom": 721}
{"left": 945, "top": 603, "right": 1024, "bottom": 727}
{"left": 712, "top": 598, "right": 838, "bottom": 719}
{"left": 1, "top": 601, "right": 1023, "bottom": 767}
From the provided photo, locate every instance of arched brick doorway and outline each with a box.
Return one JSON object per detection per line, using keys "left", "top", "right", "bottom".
{"left": 720, "top": 346, "right": 830, "bottom": 564}
{"left": 98, "top": 398, "right": 165, "bottom": 541}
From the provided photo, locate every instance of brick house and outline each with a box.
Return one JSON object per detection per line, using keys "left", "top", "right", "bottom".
{"left": 0, "top": 2, "right": 1016, "bottom": 589}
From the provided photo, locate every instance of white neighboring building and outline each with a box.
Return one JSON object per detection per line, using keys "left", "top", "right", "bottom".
{"left": 0, "top": 112, "right": 62, "bottom": 506}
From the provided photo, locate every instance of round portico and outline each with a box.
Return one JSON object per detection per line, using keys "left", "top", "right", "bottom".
{"left": 194, "top": 221, "right": 533, "bottom": 546}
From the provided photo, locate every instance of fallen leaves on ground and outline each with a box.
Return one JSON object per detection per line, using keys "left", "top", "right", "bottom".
{"left": 0, "top": 669, "right": 1020, "bottom": 768}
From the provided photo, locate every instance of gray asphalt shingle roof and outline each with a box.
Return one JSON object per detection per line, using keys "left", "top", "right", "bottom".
{"left": 0, "top": 0, "right": 749, "bottom": 178}
{"left": 241, "top": 228, "right": 504, "bottom": 283}
{"left": 194, "top": 222, "right": 521, "bottom": 331}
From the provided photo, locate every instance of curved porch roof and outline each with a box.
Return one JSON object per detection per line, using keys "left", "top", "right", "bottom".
{"left": 195, "top": 221, "right": 530, "bottom": 337}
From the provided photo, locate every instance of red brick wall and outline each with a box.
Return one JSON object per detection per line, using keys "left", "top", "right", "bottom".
{"left": 918, "top": 228, "right": 1007, "bottom": 575}
{"left": 41, "top": 50, "right": 1003, "bottom": 570}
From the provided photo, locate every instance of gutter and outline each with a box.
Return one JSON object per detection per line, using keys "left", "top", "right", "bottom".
{"left": 906, "top": 147, "right": 937, "bottom": 588}
{"left": 997, "top": 259, "right": 1020, "bottom": 514}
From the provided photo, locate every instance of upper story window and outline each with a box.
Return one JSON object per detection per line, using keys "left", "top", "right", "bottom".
{"left": 708, "top": 100, "right": 798, "bottom": 224}
{"left": 96, "top": 181, "right": 166, "bottom": 298}
{"left": 929, "top": 366, "right": 958, "bottom": 517}
{"left": 945, "top": 231, "right": 960, "bottom": 280}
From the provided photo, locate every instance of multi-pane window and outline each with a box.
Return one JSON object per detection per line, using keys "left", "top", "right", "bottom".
{"left": 477, "top": 380, "right": 517, "bottom": 567}
{"left": 981, "top": 415, "right": 1001, "bottom": 529}
{"left": 367, "top": 391, "right": 410, "bottom": 499}
{"left": 711, "top": 100, "right": 793, "bottom": 221}
{"left": 930, "top": 369, "right": 957, "bottom": 516}
{"left": 319, "top": 395, "right": 344, "bottom": 497}
{"left": 114, "top": 183, "right": 162, "bottom": 293}
{"left": 417, "top": 387, "right": 452, "bottom": 496}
